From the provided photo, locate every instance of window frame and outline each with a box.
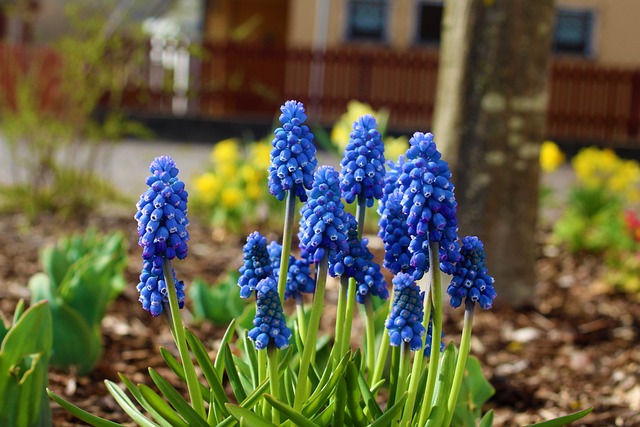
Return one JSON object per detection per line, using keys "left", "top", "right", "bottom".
{"left": 413, "top": 0, "right": 444, "bottom": 46}
{"left": 552, "top": 7, "right": 596, "bottom": 58}
{"left": 345, "top": 0, "right": 390, "bottom": 43}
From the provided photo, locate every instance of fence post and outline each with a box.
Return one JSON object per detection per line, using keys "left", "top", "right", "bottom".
{"left": 628, "top": 70, "right": 640, "bottom": 139}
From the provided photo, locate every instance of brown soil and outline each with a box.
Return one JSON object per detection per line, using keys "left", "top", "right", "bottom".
{"left": 1, "top": 210, "right": 638, "bottom": 426}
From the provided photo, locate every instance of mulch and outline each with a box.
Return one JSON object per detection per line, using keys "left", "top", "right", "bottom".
{"left": 0, "top": 209, "right": 638, "bottom": 426}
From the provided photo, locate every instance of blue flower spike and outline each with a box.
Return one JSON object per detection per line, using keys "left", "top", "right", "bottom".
{"left": 447, "top": 236, "right": 497, "bottom": 310}
{"left": 248, "top": 277, "right": 292, "bottom": 350}
{"left": 267, "top": 241, "right": 315, "bottom": 300}
{"left": 397, "top": 132, "right": 460, "bottom": 279}
{"left": 134, "top": 156, "right": 189, "bottom": 315}
{"left": 385, "top": 273, "right": 427, "bottom": 351}
{"left": 135, "top": 156, "right": 190, "bottom": 261}
{"left": 298, "top": 165, "right": 350, "bottom": 263}
{"left": 268, "top": 100, "right": 318, "bottom": 202}
{"left": 339, "top": 114, "right": 386, "bottom": 207}
{"left": 238, "top": 231, "right": 273, "bottom": 299}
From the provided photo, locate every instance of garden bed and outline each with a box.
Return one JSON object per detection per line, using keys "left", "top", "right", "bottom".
{"left": 0, "top": 210, "right": 638, "bottom": 426}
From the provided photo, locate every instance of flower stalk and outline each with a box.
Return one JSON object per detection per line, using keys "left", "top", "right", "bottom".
{"left": 277, "top": 190, "right": 296, "bottom": 304}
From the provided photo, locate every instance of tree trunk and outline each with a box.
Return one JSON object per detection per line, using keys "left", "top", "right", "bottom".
{"left": 435, "top": 0, "right": 556, "bottom": 308}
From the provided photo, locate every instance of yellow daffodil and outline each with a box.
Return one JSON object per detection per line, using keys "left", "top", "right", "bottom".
{"left": 221, "top": 187, "right": 242, "bottom": 209}
{"left": 211, "top": 138, "right": 240, "bottom": 165}
{"left": 193, "top": 173, "right": 221, "bottom": 204}
{"left": 384, "top": 136, "right": 409, "bottom": 164}
{"left": 539, "top": 140, "right": 565, "bottom": 173}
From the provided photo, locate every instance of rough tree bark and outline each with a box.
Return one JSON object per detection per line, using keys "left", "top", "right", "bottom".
{"left": 434, "top": 0, "right": 556, "bottom": 308}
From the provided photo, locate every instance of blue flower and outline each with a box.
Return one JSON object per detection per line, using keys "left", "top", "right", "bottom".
{"left": 447, "top": 236, "right": 497, "bottom": 310}
{"left": 385, "top": 273, "right": 426, "bottom": 351}
{"left": 268, "top": 100, "right": 318, "bottom": 202}
{"left": 248, "top": 277, "right": 292, "bottom": 350}
{"left": 396, "top": 132, "right": 460, "bottom": 279}
{"left": 339, "top": 115, "right": 385, "bottom": 207}
{"left": 238, "top": 231, "right": 273, "bottom": 299}
{"left": 298, "top": 165, "right": 350, "bottom": 263}
{"left": 267, "top": 241, "right": 315, "bottom": 300}
{"left": 330, "top": 214, "right": 389, "bottom": 303}
{"left": 136, "top": 258, "right": 185, "bottom": 317}
{"left": 135, "top": 156, "right": 189, "bottom": 261}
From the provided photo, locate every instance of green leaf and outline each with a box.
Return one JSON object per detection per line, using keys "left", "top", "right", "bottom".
{"left": 302, "top": 352, "right": 350, "bottom": 418}
{"left": 330, "top": 378, "right": 346, "bottom": 426}
{"left": 527, "top": 408, "right": 593, "bottom": 427}
{"left": 148, "top": 368, "right": 209, "bottom": 427}
{"left": 479, "top": 409, "right": 494, "bottom": 427}
{"left": 264, "top": 394, "right": 320, "bottom": 427}
{"left": 223, "top": 344, "right": 248, "bottom": 403}
{"left": 138, "top": 384, "right": 190, "bottom": 427}
{"left": 369, "top": 392, "right": 407, "bottom": 427}
{"left": 242, "top": 331, "right": 259, "bottom": 388}
{"left": 430, "top": 343, "right": 456, "bottom": 427}
{"left": 357, "top": 369, "right": 382, "bottom": 420}
{"left": 117, "top": 374, "right": 174, "bottom": 427}
{"left": 40, "top": 245, "right": 73, "bottom": 289}
{"left": 345, "top": 360, "right": 367, "bottom": 427}
{"left": 47, "top": 388, "right": 124, "bottom": 427}
{"left": 105, "top": 380, "right": 159, "bottom": 427}
{"left": 224, "top": 404, "right": 277, "bottom": 427}
{"left": 453, "top": 355, "right": 496, "bottom": 426}
{"left": 215, "top": 319, "right": 237, "bottom": 377}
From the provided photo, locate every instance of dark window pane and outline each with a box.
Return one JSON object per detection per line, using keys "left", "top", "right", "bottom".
{"left": 553, "top": 9, "right": 593, "bottom": 55}
{"left": 417, "top": 3, "right": 443, "bottom": 44}
{"left": 348, "top": 0, "right": 387, "bottom": 41}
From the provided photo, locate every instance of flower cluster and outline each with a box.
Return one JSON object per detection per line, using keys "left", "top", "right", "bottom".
{"left": 298, "top": 166, "right": 350, "bottom": 263}
{"left": 136, "top": 259, "right": 185, "bottom": 317}
{"left": 339, "top": 114, "right": 385, "bottom": 207}
{"left": 385, "top": 273, "right": 426, "bottom": 351}
{"left": 247, "top": 277, "right": 292, "bottom": 350}
{"left": 397, "top": 132, "right": 460, "bottom": 278}
{"left": 267, "top": 241, "right": 315, "bottom": 300}
{"left": 134, "top": 156, "right": 189, "bottom": 316}
{"left": 268, "top": 100, "right": 318, "bottom": 202}
{"left": 238, "top": 232, "right": 273, "bottom": 299}
{"left": 447, "top": 236, "right": 497, "bottom": 310}
{"left": 330, "top": 214, "right": 388, "bottom": 303}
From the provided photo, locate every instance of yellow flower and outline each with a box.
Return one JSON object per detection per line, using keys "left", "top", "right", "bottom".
{"left": 246, "top": 183, "right": 263, "bottom": 201}
{"left": 539, "top": 140, "right": 565, "bottom": 173}
{"left": 330, "top": 100, "right": 389, "bottom": 153}
{"left": 211, "top": 138, "right": 240, "bottom": 165}
{"left": 250, "top": 141, "right": 272, "bottom": 171}
{"left": 193, "top": 173, "right": 221, "bottom": 204}
{"left": 221, "top": 187, "right": 242, "bottom": 209}
{"left": 384, "top": 136, "right": 409, "bottom": 163}
{"left": 240, "top": 164, "right": 262, "bottom": 185}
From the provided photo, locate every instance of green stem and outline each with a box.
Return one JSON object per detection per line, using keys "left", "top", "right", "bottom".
{"left": 267, "top": 348, "right": 280, "bottom": 424}
{"left": 293, "top": 254, "right": 328, "bottom": 411}
{"left": 295, "top": 296, "right": 308, "bottom": 342}
{"left": 371, "top": 295, "right": 394, "bottom": 396}
{"left": 443, "top": 302, "right": 475, "bottom": 427}
{"left": 388, "top": 345, "right": 400, "bottom": 409}
{"left": 364, "top": 296, "right": 376, "bottom": 382}
{"left": 333, "top": 276, "right": 348, "bottom": 366}
{"left": 355, "top": 194, "right": 366, "bottom": 239}
{"left": 277, "top": 190, "right": 296, "bottom": 305}
{"left": 162, "top": 260, "right": 205, "bottom": 418}
{"left": 400, "top": 278, "right": 432, "bottom": 426}
{"left": 418, "top": 241, "right": 443, "bottom": 426}
{"left": 393, "top": 343, "right": 412, "bottom": 426}
{"left": 341, "top": 277, "right": 357, "bottom": 355}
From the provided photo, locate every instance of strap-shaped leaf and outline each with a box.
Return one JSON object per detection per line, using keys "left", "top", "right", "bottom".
{"left": 159, "top": 347, "right": 210, "bottom": 399}
{"left": 264, "top": 394, "right": 320, "bottom": 427}
{"left": 242, "top": 331, "right": 259, "bottom": 388}
{"left": 369, "top": 392, "right": 407, "bottom": 427}
{"left": 357, "top": 368, "right": 382, "bottom": 420}
{"left": 302, "top": 352, "right": 350, "bottom": 418}
{"left": 283, "top": 366, "right": 296, "bottom": 406}
{"left": 117, "top": 374, "right": 174, "bottom": 427}
{"left": 215, "top": 379, "right": 270, "bottom": 427}
{"left": 215, "top": 319, "right": 237, "bottom": 377}
{"left": 527, "top": 408, "right": 594, "bottom": 427}
{"left": 138, "top": 384, "right": 190, "bottom": 427}
{"left": 330, "top": 378, "right": 346, "bottom": 426}
{"left": 222, "top": 344, "right": 248, "bottom": 402}
{"left": 427, "top": 343, "right": 456, "bottom": 427}
{"left": 345, "top": 360, "right": 367, "bottom": 427}
{"left": 105, "top": 380, "right": 159, "bottom": 427}
{"left": 479, "top": 409, "right": 494, "bottom": 427}
{"left": 148, "top": 368, "right": 209, "bottom": 427}
{"left": 425, "top": 405, "right": 443, "bottom": 427}
{"left": 184, "top": 330, "right": 230, "bottom": 416}
{"left": 224, "top": 404, "right": 277, "bottom": 427}
{"left": 312, "top": 401, "right": 335, "bottom": 426}
{"left": 47, "top": 388, "right": 124, "bottom": 427}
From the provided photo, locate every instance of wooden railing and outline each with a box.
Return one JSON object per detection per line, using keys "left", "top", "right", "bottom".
{"left": 2, "top": 41, "right": 640, "bottom": 146}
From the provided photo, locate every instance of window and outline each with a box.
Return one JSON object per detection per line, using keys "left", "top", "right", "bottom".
{"left": 416, "top": 1, "right": 443, "bottom": 45}
{"left": 553, "top": 9, "right": 594, "bottom": 56}
{"left": 347, "top": 0, "right": 388, "bottom": 42}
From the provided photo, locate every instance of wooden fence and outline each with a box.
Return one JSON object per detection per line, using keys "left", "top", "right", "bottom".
{"left": 2, "top": 41, "right": 640, "bottom": 147}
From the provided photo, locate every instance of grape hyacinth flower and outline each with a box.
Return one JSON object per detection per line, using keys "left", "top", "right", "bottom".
{"left": 135, "top": 156, "right": 190, "bottom": 261}
{"left": 267, "top": 241, "right": 315, "bottom": 300}
{"left": 397, "top": 132, "right": 460, "bottom": 278}
{"left": 378, "top": 190, "right": 414, "bottom": 276}
{"left": 268, "top": 100, "right": 318, "bottom": 202}
{"left": 136, "top": 259, "right": 185, "bottom": 317}
{"left": 339, "top": 114, "right": 385, "bottom": 207}
{"left": 248, "top": 277, "right": 292, "bottom": 350}
{"left": 298, "top": 165, "right": 350, "bottom": 263}
{"left": 330, "top": 214, "right": 388, "bottom": 303}
{"left": 447, "top": 236, "right": 497, "bottom": 310}
{"left": 238, "top": 231, "right": 273, "bottom": 299}
{"left": 386, "top": 273, "right": 427, "bottom": 351}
